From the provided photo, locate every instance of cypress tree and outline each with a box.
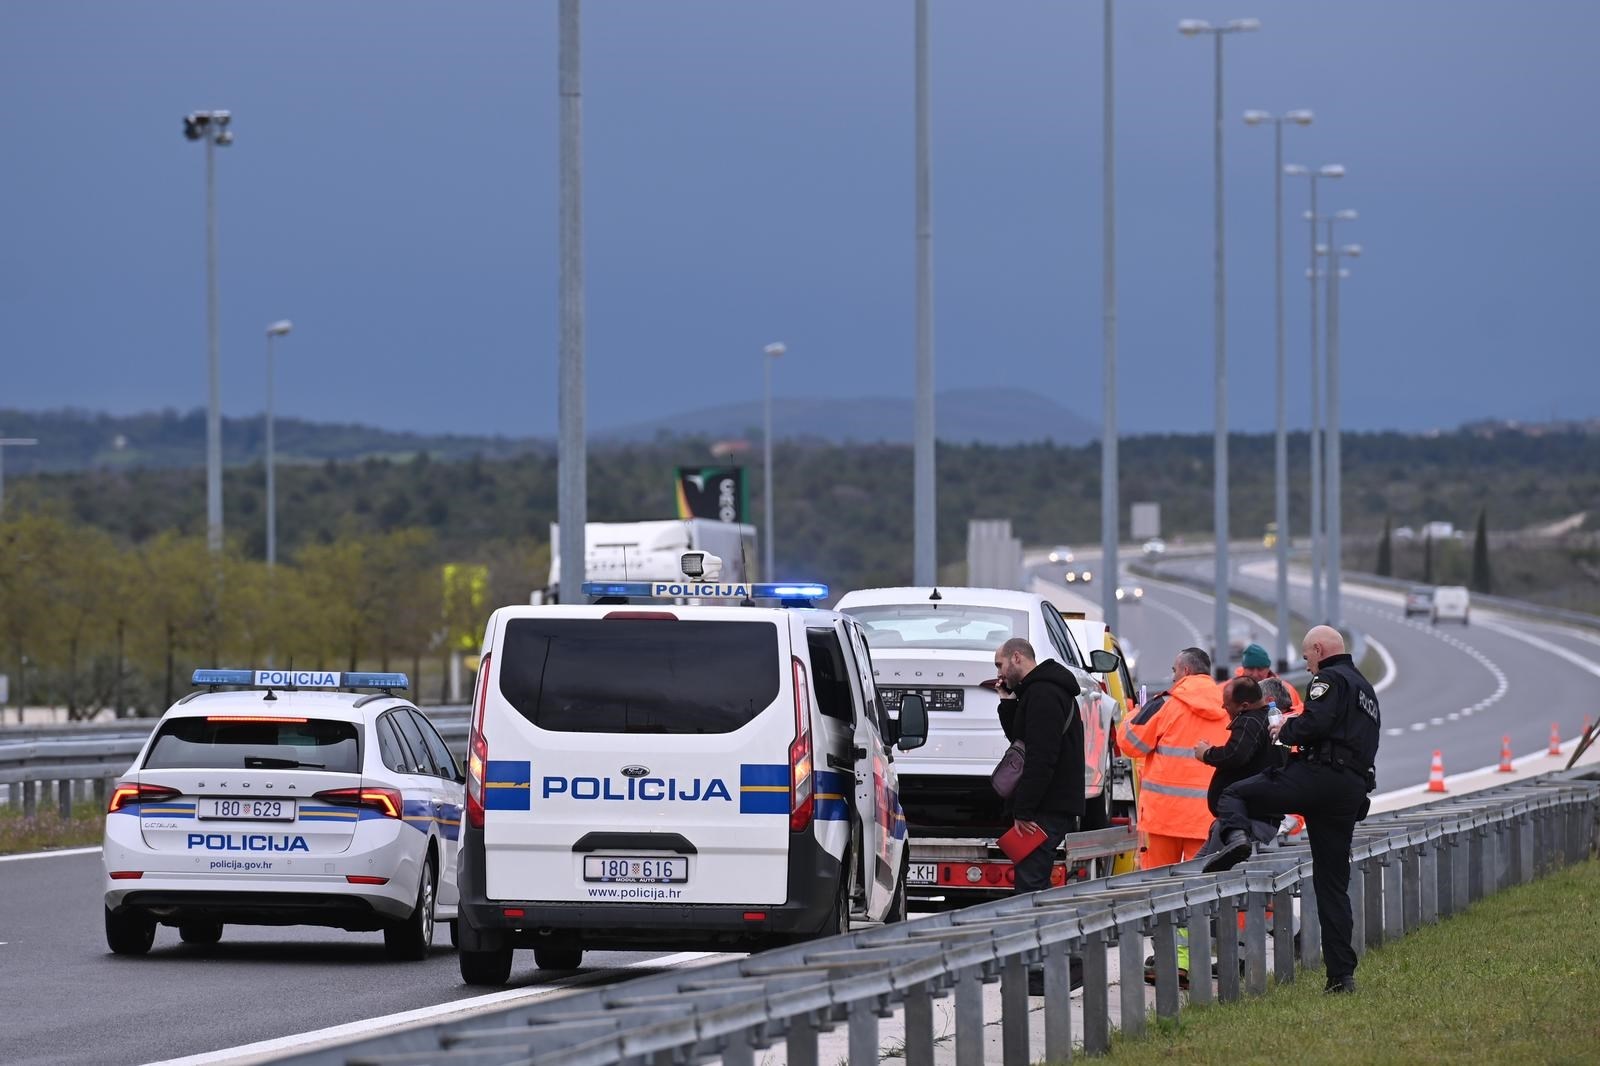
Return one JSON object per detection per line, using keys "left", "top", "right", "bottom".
{"left": 1423, "top": 533, "right": 1434, "bottom": 584}
{"left": 1471, "top": 507, "right": 1493, "bottom": 593}
{"left": 1376, "top": 514, "right": 1393, "bottom": 577}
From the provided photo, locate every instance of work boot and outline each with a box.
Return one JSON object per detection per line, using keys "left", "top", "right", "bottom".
{"left": 1201, "top": 830, "right": 1253, "bottom": 873}
{"left": 1324, "top": 975, "right": 1357, "bottom": 994}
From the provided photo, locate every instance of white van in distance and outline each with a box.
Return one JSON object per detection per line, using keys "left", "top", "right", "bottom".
{"left": 1432, "top": 585, "right": 1471, "bottom": 625}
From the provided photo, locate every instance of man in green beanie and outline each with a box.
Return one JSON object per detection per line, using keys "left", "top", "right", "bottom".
{"left": 1237, "top": 642, "right": 1302, "bottom": 714}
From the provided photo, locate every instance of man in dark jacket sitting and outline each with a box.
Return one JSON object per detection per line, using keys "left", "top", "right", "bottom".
{"left": 1194, "top": 676, "right": 1283, "bottom": 854}
{"left": 994, "top": 637, "right": 1084, "bottom": 893}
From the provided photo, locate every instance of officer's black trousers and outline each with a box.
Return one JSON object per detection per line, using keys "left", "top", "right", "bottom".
{"left": 1216, "top": 762, "right": 1369, "bottom": 983}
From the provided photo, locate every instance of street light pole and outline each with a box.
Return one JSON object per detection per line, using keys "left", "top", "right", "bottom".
{"left": 913, "top": 0, "right": 937, "bottom": 587}
{"left": 0, "top": 438, "right": 40, "bottom": 516}
{"left": 1100, "top": 0, "right": 1118, "bottom": 632}
{"left": 264, "top": 321, "right": 292, "bottom": 568}
{"left": 1322, "top": 214, "right": 1359, "bottom": 631}
{"left": 557, "top": 0, "right": 587, "bottom": 605}
{"left": 1181, "top": 16, "right": 1259, "bottom": 677}
{"left": 184, "top": 110, "right": 233, "bottom": 553}
{"left": 1244, "top": 110, "right": 1313, "bottom": 671}
{"left": 762, "top": 342, "right": 785, "bottom": 579}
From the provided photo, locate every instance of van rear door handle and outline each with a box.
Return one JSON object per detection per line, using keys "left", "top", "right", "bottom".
{"left": 827, "top": 753, "right": 854, "bottom": 772}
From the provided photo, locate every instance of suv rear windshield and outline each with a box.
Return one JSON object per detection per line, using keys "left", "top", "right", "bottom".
{"left": 144, "top": 717, "right": 361, "bottom": 773}
{"left": 498, "top": 617, "right": 782, "bottom": 734}
{"left": 842, "top": 604, "right": 1028, "bottom": 652}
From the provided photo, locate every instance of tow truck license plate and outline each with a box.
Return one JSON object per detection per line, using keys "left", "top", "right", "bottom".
{"left": 583, "top": 856, "right": 688, "bottom": 884}
{"left": 197, "top": 798, "right": 295, "bottom": 821}
{"left": 908, "top": 863, "right": 937, "bottom": 885}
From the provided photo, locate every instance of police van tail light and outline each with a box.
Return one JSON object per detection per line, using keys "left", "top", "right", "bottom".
{"left": 465, "top": 652, "right": 493, "bottom": 830}
{"left": 315, "top": 787, "right": 403, "bottom": 819}
{"left": 789, "top": 656, "right": 815, "bottom": 833}
{"left": 107, "top": 782, "right": 180, "bottom": 813}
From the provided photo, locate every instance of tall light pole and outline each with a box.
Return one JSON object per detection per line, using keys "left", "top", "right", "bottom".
{"left": 1100, "top": 0, "right": 1119, "bottom": 632}
{"left": 1321, "top": 213, "right": 1359, "bottom": 631}
{"left": 184, "top": 110, "right": 234, "bottom": 553}
{"left": 264, "top": 321, "right": 292, "bottom": 568}
{"left": 1284, "top": 162, "right": 1343, "bottom": 620}
{"left": 0, "top": 438, "right": 39, "bottom": 516}
{"left": 1180, "top": 16, "right": 1259, "bottom": 677}
{"left": 913, "top": 0, "right": 937, "bottom": 587}
{"left": 557, "top": 0, "right": 587, "bottom": 605}
{"left": 763, "top": 342, "right": 786, "bottom": 579}
{"left": 1243, "top": 109, "right": 1313, "bottom": 671}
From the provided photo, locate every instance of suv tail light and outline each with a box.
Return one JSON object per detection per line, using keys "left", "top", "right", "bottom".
{"left": 465, "top": 652, "right": 492, "bottom": 830}
{"left": 789, "top": 656, "right": 814, "bottom": 833}
{"left": 107, "top": 782, "right": 180, "bottom": 813}
{"left": 314, "top": 787, "right": 403, "bottom": 819}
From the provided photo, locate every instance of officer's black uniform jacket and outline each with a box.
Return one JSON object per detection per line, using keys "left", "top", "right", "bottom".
{"left": 997, "top": 659, "right": 1084, "bottom": 821}
{"left": 1278, "top": 652, "right": 1381, "bottom": 780}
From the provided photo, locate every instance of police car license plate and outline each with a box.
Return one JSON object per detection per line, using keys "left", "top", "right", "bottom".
{"left": 582, "top": 857, "right": 688, "bottom": 884}
{"left": 908, "top": 863, "right": 937, "bottom": 885}
{"left": 196, "top": 798, "right": 296, "bottom": 821}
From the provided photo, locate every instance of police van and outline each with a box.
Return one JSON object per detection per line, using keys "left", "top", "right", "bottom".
{"left": 102, "top": 670, "right": 463, "bottom": 960}
{"left": 454, "top": 562, "right": 929, "bottom": 986}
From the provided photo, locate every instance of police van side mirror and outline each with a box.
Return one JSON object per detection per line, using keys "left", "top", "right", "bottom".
{"left": 1088, "top": 649, "right": 1121, "bottom": 675}
{"left": 895, "top": 693, "right": 928, "bottom": 752}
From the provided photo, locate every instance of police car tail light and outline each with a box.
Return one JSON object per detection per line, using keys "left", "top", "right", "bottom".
{"left": 465, "top": 652, "right": 493, "bottom": 830}
{"left": 107, "top": 782, "right": 180, "bottom": 813}
{"left": 315, "top": 786, "right": 403, "bottom": 819}
{"left": 789, "top": 656, "right": 815, "bottom": 833}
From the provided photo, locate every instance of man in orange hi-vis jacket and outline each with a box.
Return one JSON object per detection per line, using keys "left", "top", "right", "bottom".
{"left": 1120, "top": 646, "right": 1232, "bottom": 868}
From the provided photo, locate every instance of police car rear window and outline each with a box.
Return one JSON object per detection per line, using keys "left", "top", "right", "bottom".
{"left": 144, "top": 718, "right": 361, "bottom": 773}
{"left": 498, "top": 618, "right": 782, "bottom": 734}
{"left": 842, "top": 604, "right": 1028, "bottom": 652}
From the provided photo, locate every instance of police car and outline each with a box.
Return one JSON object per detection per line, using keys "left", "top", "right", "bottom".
{"left": 453, "top": 562, "right": 928, "bottom": 986}
{"left": 103, "top": 670, "right": 463, "bottom": 960}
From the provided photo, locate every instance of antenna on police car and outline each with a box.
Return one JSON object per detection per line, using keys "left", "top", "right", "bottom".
{"left": 738, "top": 530, "right": 754, "bottom": 606}
{"left": 929, "top": 587, "right": 943, "bottom": 603}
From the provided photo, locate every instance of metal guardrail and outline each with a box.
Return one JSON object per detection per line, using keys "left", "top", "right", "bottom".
{"left": 1337, "top": 569, "right": 1600, "bottom": 631}
{"left": 268, "top": 767, "right": 1600, "bottom": 1066}
{"left": 0, "top": 707, "right": 470, "bottom": 818}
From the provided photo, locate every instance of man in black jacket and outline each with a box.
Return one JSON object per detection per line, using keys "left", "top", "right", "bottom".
{"left": 1194, "top": 676, "right": 1283, "bottom": 854}
{"left": 994, "top": 637, "right": 1084, "bottom": 893}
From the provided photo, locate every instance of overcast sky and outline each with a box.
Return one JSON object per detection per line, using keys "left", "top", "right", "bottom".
{"left": 2, "top": 1, "right": 1594, "bottom": 438}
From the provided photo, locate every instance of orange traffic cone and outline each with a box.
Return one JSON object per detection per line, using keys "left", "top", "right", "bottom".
{"left": 1497, "top": 736, "right": 1514, "bottom": 773}
{"left": 1548, "top": 723, "right": 1563, "bottom": 756}
{"left": 1427, "top": 750, "right": 1447, "bottom": 793}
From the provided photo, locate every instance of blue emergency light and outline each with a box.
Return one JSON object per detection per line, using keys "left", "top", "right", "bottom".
{"left": 191, "top": 669, "right": 410, "bottom": 690}
{"left": 580, "top": 581, "right": 829, "bottom": 602}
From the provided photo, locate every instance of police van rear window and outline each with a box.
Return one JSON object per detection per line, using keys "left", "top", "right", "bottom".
{"left": 144, "top": 718, "right": 361, "bottom": 773}
{"left": 498, "top": 618, "right": 782, "bottom": 734}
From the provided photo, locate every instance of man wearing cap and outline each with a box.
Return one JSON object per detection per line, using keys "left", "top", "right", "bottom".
{"left": 1237, "top": 642, "right": 1303, "bottom": 715}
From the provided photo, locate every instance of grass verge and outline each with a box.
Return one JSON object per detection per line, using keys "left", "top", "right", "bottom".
{"left": 1101, "top": 857, "right": 1600, "bottom": 1064}
{"left": 0, "top": 801, "right": 104, "bottom": 855}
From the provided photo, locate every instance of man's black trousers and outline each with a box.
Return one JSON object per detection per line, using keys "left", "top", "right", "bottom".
{"left": 1014, "top": 813, "right": 1078, "bottom": 894}
{"left": 1215, "top": 761, "right": 1369, "bottom": 983}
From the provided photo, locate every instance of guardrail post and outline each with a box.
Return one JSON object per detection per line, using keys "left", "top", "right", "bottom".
{"left": 57, "top": 779, "right": 72, "bottom": 819}
{"left": 1151, "top": 913, "right": 1181, "bottom": 1020}
{"left": 1117, "top": 923, "right": 1146, "bottom": 1038}
{"left": 903, "top": 980, "right": 936, "bottom": 1066}
{"left": 1243, "top": 890, "right": 1268, "bottom": 997}
{"left": 1042, "top": 941, "right": 1075, "bottom": 1063}
{"left": 720, "top": 1030, "right": 756, "bottom": 1066}
{"left": 1349, "top": 858, "right": 1366, "bottom": 957}
{"left": 1188, "top": 904, "right": 1214, "bottom": 1007}
{"left": 1081, "top": 929, "right": 1111, "bottom": 1056}
{"left": 1298, "top": 873, "right": 1322, "bottom": 969}
{"left": 22, "top": 779, "right": 37, "bottom": 818}
{"left": 1364, "top": 855, "right": 1384, "bottom": 949}
{"left": 94, "top": 777, "right": 108, "bottom": 812}
{"left": 1485, "top": 819, "right": 1503, "bottom": 894}
{"left": 1512, "top": 812, "right": 1533, "bottom": 884}
{"left": 8, "top": 782, "right": 18, "bottom": 808}
{"left": 1451, "top": 830, "right": 1470, "bottom": 914}
{"left": 954, "top": 966, "right": 986, "bottom": 1066}
{"left": 849, "top": 997, "right": 880, "bottom": 1066}
{"left": 1382, "top": 849, "right": 1405, "bottom": 941}
{"left": 786, "top": 1011, "right": 820, "bottom": 1066}
{"left": 1401, "top": 844, "right": 1422, "bottom": 931}
{"left": 1272, "top": 883, "right": 1296, "bottom": 983}
{"left": 1467, "top": 826, "right": 1485, "bottom": 903}
{"left": 1419, "top": 838, "right": 1438, "bottom": 924}
{"left": 1000, "top": 953, "right": 1029, "bottom": 1065}
{"left": 1215, "top": 895, "right": 1241, "bottom": 1002}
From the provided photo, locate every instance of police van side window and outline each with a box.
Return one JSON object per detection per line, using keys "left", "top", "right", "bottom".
{"left": 376, "top": 716, "right": 409, "bottom": 774}
{"left": 1044, "top": 608, "right": 1085, "bottom": 668}
{"left": 498, "top": 617, "right": 782, "bottom": 734}
{"left": 842, "top": 623, "right": 888, "bottom": 739}
{"left": 408, "top": 708, "right": 459, "bottom": 779}
{"left": 806, "top": 628, "right": 856, "bottom": 724}
{"left": 391, "top": 709, "right": 440, "bottom": 776}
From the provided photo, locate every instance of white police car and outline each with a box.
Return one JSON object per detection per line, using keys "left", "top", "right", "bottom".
{"left": 453, "top": 569, "right": 929, "bottom": 986}
{"left": 102, "top": 670, "right": 463, "bottom": 960}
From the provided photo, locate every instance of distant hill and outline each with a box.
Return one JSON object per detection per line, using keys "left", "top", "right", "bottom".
{"left": 0, "top": 389, "right": 1097, "bottom": 473}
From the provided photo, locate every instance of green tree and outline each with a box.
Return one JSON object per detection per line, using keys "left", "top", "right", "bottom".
{"left": 1376, "top": 514, "right": 1393, "bottom": 577}
{"left": 1471, "top": 507, "right": 1493, "bottom": 594}
{"left": 1423, "top": 533, "right": 1434, "bottom": 584}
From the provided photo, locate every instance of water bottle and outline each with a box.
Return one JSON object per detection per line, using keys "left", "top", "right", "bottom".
{"left": 1267, "top": 699, "right": 1284, "bottom": 731}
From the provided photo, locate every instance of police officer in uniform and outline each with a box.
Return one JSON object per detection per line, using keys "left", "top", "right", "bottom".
{"left": 1202, "top": 625, "right": 1380, "bottom": 994}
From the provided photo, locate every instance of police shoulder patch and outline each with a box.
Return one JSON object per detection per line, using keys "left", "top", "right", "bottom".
{"left": 1308, "top": 680, "right": 1330, "bottom": 701}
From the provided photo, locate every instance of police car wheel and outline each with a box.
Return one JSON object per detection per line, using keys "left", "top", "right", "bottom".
{"left": 383, "top": 855, "right": 436, "bottom": 962}
{"left": 105, "top": 906, "right": 155, "bottom": 956}
{"left": 178, "top": 921, "right": 223, "bottom": 946}
{"left": 460, "top": 943, "right": 514, "bottom": 986}
{"left": 821, "top": 851, "right": 852, "bottom": 938}
{"left": 886, "top": 852, "right": 909, "bottom": 924}
{"left": 533, "top": 946, "right": 584, "bottom": 971}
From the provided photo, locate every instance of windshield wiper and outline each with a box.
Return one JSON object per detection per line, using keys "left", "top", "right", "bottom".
{"left": 244, "top": 756, "right": 326, "bottom": 769}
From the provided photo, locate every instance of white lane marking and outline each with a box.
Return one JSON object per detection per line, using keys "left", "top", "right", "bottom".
{"left": 1142, "top": 595, "right": 1206, "bottom": 648}
{"left": 1348, "top": 600, "right": 1508, "bottom": 735}
{"left": 1367, "top": 634, "right": 1398, "bottom": 694}
{"left": 1145, "top": 576, "right": 1279, "bottom": 639}
{"left": 140, "top": 951, "right": 733, "bottom": 1066}
{"left": 0, "top": 845, "right": 101, "bottom": 864}
{"left": 1475, "top": 615, "right": 1600, "bottom": 682}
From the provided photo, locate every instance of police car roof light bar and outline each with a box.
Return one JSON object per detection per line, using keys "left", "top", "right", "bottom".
{"left": 190, "top": 669, "right": 410, "bottom": 692}
{"left": 579, "top": 581, "right": 829, "bottom": 603}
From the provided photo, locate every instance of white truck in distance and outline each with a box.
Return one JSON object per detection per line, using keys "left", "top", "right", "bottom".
{"left": 545, "top": 519, "right": 759, "bottom": 602}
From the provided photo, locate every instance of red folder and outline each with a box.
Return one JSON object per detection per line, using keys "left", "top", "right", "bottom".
{"left": 998, "top": 822, "right": 1048, "bottom": 863}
